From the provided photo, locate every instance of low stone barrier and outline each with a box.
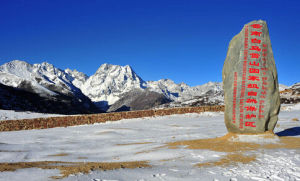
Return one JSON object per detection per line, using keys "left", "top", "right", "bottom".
{"left": 0, "top": 105, "right": 224, "bottom": 132}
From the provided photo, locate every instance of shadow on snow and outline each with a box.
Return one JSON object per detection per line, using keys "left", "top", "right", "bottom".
{"left": 276, "top": 127, "right": 300, "bottom": 137}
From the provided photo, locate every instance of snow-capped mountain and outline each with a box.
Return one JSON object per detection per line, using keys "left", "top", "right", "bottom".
{"left": 0, "top": 60, "right": 225, "bottom": 111}
{"left": 78, "top": 63, "right": 147, "bottom": 109}
{"left": 146, "top": 79, "right": 190, "bottom": 101}
{"left": 0, "top": 60, "right": 99, "bottom": 114}
{"left": 0, "top": 60, "right": 83, "bottom": 97}
{"left": 71, "top": 64, "right": 223, "bottom": 109}
{"left": 107, "top": 89, "right": 171, "bottom": 112}
{"left": 146, "top": 79, "right": 223, "bottom": 106}
{"left": 2, "top": 60, "right": 294, "bottom": 113}
{"left": 65, "top": 68, "right": 89, "bottom": 89}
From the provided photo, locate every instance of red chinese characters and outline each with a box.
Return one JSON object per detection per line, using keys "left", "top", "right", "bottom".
{"left": 244, "top": 23, "right": 263, "bottom": 128}
{"left": 251, "top": 24, "right": 263, "bottom": 29}
{"left": 248, "top": 76, "right": 260, "bottom": 81}
{"left": 250, "top": 53, "right": 260, "bottom": 59}
{"left": 238, "top": 25, "right": 249, "bottom": 129}
{"left": 247, "top": 84, "right": 259, "bottom": 89}
{"left": 246, "top": 114, "right": 256, "bottom": 119}
{"left": 251, "top": 31, "right": 262, "bottom": 36}
{"left": 249, "top": 61, "right": 259, "bottom": 66}
{"left": 249, "top": 68, "right": 259, "bottom": 74}
{"left": 251, "top": 38, "right": 261, "bottom": 44}
{"left": 245, "top": 121, "right": 256, "bottom": 127}
{"left": 245, "top": 106, "right": 257, "bottom": 112}
{"left": 250, "top": 46, "right": 261, "bottom": 52}
{"left": 246, "top": 99, "right": 257, "bottom": 104}
{"left": 248, "top": 91, "right": 258, "bottom": 96}
{"left": 232, "top": 72, "right": 238, "bottom": 123}
{"left": 258, "top": 44, "right": 268, "bottom": 119}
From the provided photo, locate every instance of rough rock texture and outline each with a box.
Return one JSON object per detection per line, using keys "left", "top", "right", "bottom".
{"left": 222, "top": 20, "right": 280, "bottom": 133}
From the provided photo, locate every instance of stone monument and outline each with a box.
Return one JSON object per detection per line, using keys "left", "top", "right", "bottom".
{"left": 222, "top": 20, "right": 280, "bottom": 133}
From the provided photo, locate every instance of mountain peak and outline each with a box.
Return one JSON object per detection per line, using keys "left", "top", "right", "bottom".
{"left": 1, "top": 60, "right": 31, "bottom": 69}
{"left": 0, "top": 60, "right": 33, "bottom": 76}
{"left": 80, "top": 63, "right": 145, "bottom": 106}
{"left": 96, "top": 63, "right": 134, "bottom": 74}
{"left": 9, "top": 60, "right": 29, "bottom": 64}
{"left": 40, "top": 61, "right": 53, "bottom": 67}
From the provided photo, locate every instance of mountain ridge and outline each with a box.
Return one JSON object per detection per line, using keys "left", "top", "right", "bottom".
{"left": 0, "top": 60, "right": 294, "bottom": 113}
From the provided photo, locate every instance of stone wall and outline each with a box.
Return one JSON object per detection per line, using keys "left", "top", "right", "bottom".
{"left": 0, "top": 106, "right": 224, "bottom": 132}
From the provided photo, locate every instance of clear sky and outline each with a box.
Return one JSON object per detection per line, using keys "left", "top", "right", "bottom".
{"left": 0, "top": 0, "right": 299, "bottom": 86}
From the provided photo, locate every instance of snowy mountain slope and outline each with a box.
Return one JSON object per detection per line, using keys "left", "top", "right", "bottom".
{"left": 146, "top": 79, "right": 191, "bottom": 101}
{"left": 146, "top": 80, "right": 224, "bottom": 108}
{"left": 0, "top": 60, "right": 293, "bottom": 112}
{"left": 64, "top": 68, "right": 88, "bottom": 89}
{"left": 146, "top": 80, "right": 223, "bottom": 101}
{"left": 0, "top": 60, "right": 82, "bottom": 97}
{"left": 79, "top": 63, "right": 147, "bottom": 108}
{"left": 0, "top": 83, "right": 101, "bottom": 114}
{"left": 0, "top": 60, "right": 100, "bottom": 113}
{"left": 0, "top": 60, "right": 225, "bottom": 109}
{"left": 0, "top": 61, "right": 57, "bottom": 96}
{"left": 107, "top": 89, "right": 171, "bottom": 112}
{"left": 63, "top": 63, "right": 224, "bottom": 108}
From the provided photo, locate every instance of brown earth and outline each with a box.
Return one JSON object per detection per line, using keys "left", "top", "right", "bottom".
{"left": 196, "top": 153, "right": 256, "bottom": 167}
{"left": 48, "top": 153, "right": 69, "bottom": 157}
{"left": 167, "top": 132, "right": 300, "bottom": 167}
{"left": 0, "top": 161, "right": 150, "bottom": 179}
{"left": 0, "top": 105, "right": 224, "bottom": 132}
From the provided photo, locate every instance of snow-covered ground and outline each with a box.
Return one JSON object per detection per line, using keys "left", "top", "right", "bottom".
{"left": 0, "top": 106, "right": 300, "bottom": 181}
{"left": 0, "top": 109, "right": 64, "bottom": 121}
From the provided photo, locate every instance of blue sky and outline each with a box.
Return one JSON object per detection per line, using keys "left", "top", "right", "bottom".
{"left": 0, "top": 0, "right": 299, "bottom": 86}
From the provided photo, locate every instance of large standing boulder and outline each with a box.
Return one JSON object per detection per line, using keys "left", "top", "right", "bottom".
{"left": 222, "top": 20, "right": 280, "bottom": 133}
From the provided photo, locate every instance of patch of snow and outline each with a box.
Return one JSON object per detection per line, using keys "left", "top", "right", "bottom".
{"left": 0, "top": 109, "right": 64, "bottom": 121}
{"left": 281, "top": 103, "right": 300, "bottom": 111}
{"left": 0, "top": 110, "right": 299, "bottom": 180}
{"left": 279, "top": 84, "right": 288, "bottom": 92}
{"left": 230, "top": 134, "right": 280, "bottom": 144}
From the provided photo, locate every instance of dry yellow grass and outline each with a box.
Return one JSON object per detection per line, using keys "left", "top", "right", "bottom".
{"left": 48, "top": 153, "right": 69, "bottom": 157}
{"left": 280, "top": 89, "right": 292, "bottom": 94}
{"left": 167, "top": 132, "right": 300, "bottom": 167}
{"left": 196, "top": 153, "right": 256, "bottom": 167}
{"left": 77, "top": 157, "right": 88, "bottom": 159}
{"left": 167, "top": 132, "right": 300, "bottom": 152}
{"left": 0, "top": 161, "right": 150, "bottom": 179}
